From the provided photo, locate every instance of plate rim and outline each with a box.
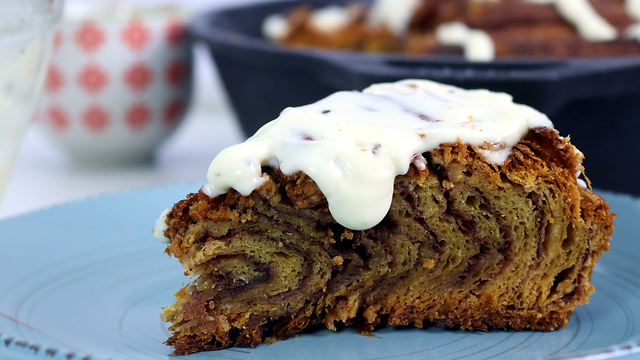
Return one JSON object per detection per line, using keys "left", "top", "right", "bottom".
{"left": 0, "top": 185, "right": 638, "bottom": 360}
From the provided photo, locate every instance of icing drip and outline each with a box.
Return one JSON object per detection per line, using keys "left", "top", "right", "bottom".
{"left": 367, "top": 0, "right": 421, "bottom": 35}
{"left": 435, "top": 22, "right": 495, "bottom": 62}
{"left": 625, "top": 0, "right": 640, "bottom": 42}
{"left": 626, "top": 23, "right": 640, "bottom": 41}
{"left": 264, "top": 0, "right": 629, "bottom": 47}
{"left": 309, "top": 6, "right": 352, "bottom": 33}
{"left": 626, "top": 0, "right": 640, "bottom": 20}
{"left": 153, "top": 208, "right": 171, "bottom": 243}
{"left": 201, "top": 80, "right": 553, "bottom": 231}
{"left": 262, "top": 13, "right": 289, "bottom": 41}
{"left": 263, "top": 5, "right": 362, "bottom": 39}
{"left": 525, "top": 0, "right": 617, "bottom": 41}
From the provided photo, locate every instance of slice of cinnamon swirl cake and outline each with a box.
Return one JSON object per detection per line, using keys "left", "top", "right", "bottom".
{"left": 153, "top": 79, "right": 614, "bottom": 355}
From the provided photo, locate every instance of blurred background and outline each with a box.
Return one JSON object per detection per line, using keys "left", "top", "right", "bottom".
{"left": 0, "top": 0, "right": 272, "bottom": 219}
{"left": 1, "top": 2, "right": 640, "bottom": 359}
{"left": 3, "top": 0, "right": 640, "bottom": 220}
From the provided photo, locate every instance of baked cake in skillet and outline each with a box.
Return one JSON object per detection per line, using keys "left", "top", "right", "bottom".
{"left": 153, "top": 79, "right": 614, "bottom": 355}
{"left": 262, "top": 0, "right": 640, "bottom": 60}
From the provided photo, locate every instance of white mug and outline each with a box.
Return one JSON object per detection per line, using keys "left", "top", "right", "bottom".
{"left": 35, "top": 4, "right": 193, "bottom": 166}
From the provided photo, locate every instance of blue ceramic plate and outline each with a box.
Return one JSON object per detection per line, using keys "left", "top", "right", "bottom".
{"left": 0, "top": 184, "right": 639, "bottom": 360}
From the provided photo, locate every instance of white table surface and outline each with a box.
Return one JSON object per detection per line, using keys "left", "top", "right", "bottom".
{"left": 0, "top": 44, "right": 246, "bottom": 219}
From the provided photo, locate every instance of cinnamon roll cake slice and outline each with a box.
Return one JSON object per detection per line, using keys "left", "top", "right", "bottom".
{"left": 154, "top": 79, "right": 614, "bottom": 355}
{"left": 264, "top": 0, "right": 640, "bottom": 60}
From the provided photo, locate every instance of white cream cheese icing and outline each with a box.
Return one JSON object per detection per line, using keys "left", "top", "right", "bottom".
{"left": 625, "top": 0, "right": 640, "bottom": 42}
{"left": 262, "top": 13, "right": 290, "bottom": 41}
{"left": 264, "top": 0, "right": 625, "bottom": 50}
{"left": 153, "top": 208, "right": 172, "bottom": 243}
{"left": 309, "top": 5, "right": 352, "bottom": 33}
{"left": 200, "top": 79, "right": 553, "bottom": 231}
{"left": 367, "top": 0, "right": 421, "bottom": 35}
{"left": 435, "top": 22, "right": 496, "bottom": 62}
{"left": 263, "top": 5, "right": 356, "bottom": 40}
{"left": 626, "top": 0, "right": 640, "bottom": 20}
{"left": 524, "top": 0, "right": 618, "bottom": 41}
{"left": 626, "top": 23, "right": 640, "bottom": 41}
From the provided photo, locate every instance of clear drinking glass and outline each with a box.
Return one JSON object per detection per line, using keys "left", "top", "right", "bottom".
{"left": 0, "top": 0, "right": 64, "bottom": 205}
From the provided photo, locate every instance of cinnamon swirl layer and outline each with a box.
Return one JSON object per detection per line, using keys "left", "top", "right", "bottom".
{"left": 159, "top": 127, "right": 613, "bottom": 355}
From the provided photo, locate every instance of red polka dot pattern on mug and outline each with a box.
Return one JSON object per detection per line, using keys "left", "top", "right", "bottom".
{"left": 74, "top": 22, "right": 106, "bottom": 53}
{"left": 47, "top": 105, "right": 69, "bottom": 132}
{"left": 124, "top": 62, "right": 153, "bottom": 92}
{"left": 53, "top": 28, "right": 63, "bottom": 52}
{"left": 78, "top": 63, "right": 109, "bottom": 94}
{"left": 37, "top": 6, "right": 193, "bottom": 165}
{"left": 82, "top": 104, "right": 110, "bottom": 134}
{"left": 165, "top": 19, "right": 185, "bottom": 46}
{"left": 164, "top": 99, "right": 184, "bottom": 125}
{"left": 125, "top": 102, "right": 152, "bottom": 131}
{"left": 121, "top": 20, "right": 151, "bottom": 51}
{"left": 45, "top": 64, "right": 64, "bottom": 94}
{"left": 165, "top": 59, "right": 187, "bottom": 87}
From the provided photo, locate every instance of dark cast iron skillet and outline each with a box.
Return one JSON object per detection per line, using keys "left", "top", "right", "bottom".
{"left": 189, "top": 0, "right": 640, "bottom": 195}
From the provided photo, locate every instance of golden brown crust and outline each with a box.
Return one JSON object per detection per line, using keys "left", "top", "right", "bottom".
{"left": 160, "top": 127, "right": 614, "bottom": 355}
